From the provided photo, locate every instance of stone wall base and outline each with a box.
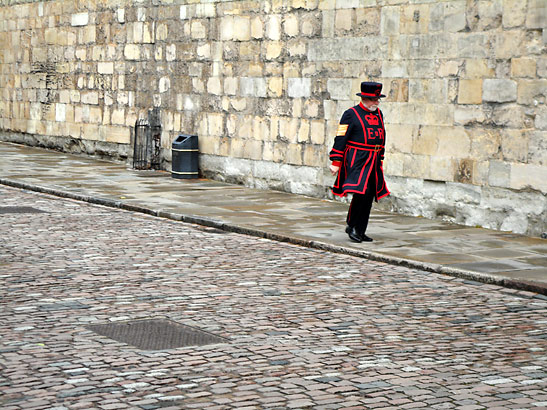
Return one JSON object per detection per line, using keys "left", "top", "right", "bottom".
{"left": 0, "top": 132, "right": 130, "bottom": 163}
{"left": 200, "top": 155, "right": 546, "bottom": 238}
{"left": 2, "top": 133, "right": 544, "bottom": 238}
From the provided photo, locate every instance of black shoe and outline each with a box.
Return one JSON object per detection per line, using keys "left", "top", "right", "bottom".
{"left": 347, "top": 226, "right": 362, "bottom": 243}
{"left": 361, "top": 234, "right": 373, "bottom": 242}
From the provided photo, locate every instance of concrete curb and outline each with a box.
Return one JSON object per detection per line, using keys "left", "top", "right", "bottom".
{"left": 2, "top": 177, "right": 546, "bottom": 296}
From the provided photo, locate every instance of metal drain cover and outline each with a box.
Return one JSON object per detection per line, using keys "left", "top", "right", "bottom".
{"left": 0, "top": 206, "right": 45, "bottom": 214}
{"left": 87, "top": 319, "right": 228, "bottom": 350}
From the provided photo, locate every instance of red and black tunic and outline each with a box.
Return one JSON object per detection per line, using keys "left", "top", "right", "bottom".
{"left": 330, "top": 102, "right": 390, "bottom": 200}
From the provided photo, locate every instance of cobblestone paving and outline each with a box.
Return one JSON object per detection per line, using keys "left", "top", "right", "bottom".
{"left": 1, "top": 185, "right": 546, "bottom": 410}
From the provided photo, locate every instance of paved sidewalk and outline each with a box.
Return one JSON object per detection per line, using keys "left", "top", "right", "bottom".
{"left": 1, "top": 141, "right": 546, "bottom": 295}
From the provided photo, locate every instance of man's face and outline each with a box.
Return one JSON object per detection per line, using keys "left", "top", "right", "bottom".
{"left": 362, "top": 97, "right": 380, "bottom": 111}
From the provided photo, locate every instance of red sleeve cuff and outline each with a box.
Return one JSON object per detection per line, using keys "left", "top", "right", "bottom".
{"left": 332, "top": 161, "right": 342, "bottom": 167}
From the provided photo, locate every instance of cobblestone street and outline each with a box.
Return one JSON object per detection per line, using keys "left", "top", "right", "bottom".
{"left": 1, "top": 185, "right": 546, "bottom": 409}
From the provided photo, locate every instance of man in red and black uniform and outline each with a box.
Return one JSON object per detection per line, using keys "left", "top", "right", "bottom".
{"left": 329, "top": 81, "right": 390, "bottom": 243}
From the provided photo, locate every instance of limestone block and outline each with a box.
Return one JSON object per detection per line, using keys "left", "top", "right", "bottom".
{"left": 253, "top": 116, "right": 270, "bottom": 141}
{"left": 81, "top": 91, "right": 99, "bottom": 105}
{"left": 287, "top": 39, "right": 306, "bottom": 57}
{"left": 403, "top": 153, "right": 430, "bottom": 179}
{"left": 383, "top": 152, "right": 405, "bottom": 176}
{"left": 286, "top": 143, "right": 302, "bottom": 165}
{"left": 292, "top": 99, "right": 303, "bottom": 117}
{"left": 104, "top": 125, "right": 130, "bottom": 144}
{"left": 240, "top": 77, "right": 267, "bottom": 98}
{"left": 400, "top": 4, "right": 430, "bottom": 34}
{"left": 468, "top": 128, "right": 501, "bottom": 161}
{"left": 124, "top": 44, "right": 140, "bottom": 60}
{"left": 528, "top": 131, "right": 547, "bottom": 166}
{"left": 409, "top": 79, "right": 448, "bottom": 104}
{"left": 502, "top": 0, "right": 526, "bottom": 28}
{"left": 335, "top": 9, "right": 352, "bottom": 35}
{"left": 473, "top": 161, "right": 489, "bottom": 185}
{"left": 535, "top": 105, "right": 547, "bottom": 130}
{"left": 266, "top": 15, "right": 282, "bottom": 40}
{"left": 322, "top": 10, "right": 335, "bottom": 38}
{"left": 71, "top": 12, "right": 89, "bottom": 27}
{"left": 501, "top": 129, "right": 528, "bottom": 163}
{"left": 207, "top": 113, "right": 224, "bottom": 136}
{"left": 279, "top": 116, "right": 299, "bottom": 143}
{"left": 336, "top": 0, "right": 362, "bottom": 8}
{"left": 98, "top": 62, "right": 114, "bottom": 75}
{"left": 435, "top": 126, "right": 470, "bottom": 158}
{"left": 511, "top": 163, "right": 547, "bottom": 194}
{"left": 437, "top": 60, "right": 460, "bottom": 77}
{"left": 243, "top": 139, "right": 263, "bottom": 160}
{"left": 288, "top": 78, "right": 311, "bottom": 98}
{"left": 230, "top": 138, "right": 244, "bottom": 158}
{"left": 326, "top": 78, "right": 351, "bottom": 100}
{"left": 206, "top": 77, "right": 221, "bottom": 96}
{"left": 262, "top": 141, "right": 275, "bottom": 161}
{"left": 308, "top": 37, "right": 388, "bottom": 61}
{"left": 302, "top": 145, "right": 323, "bottom": 167}
{"left": 380, "top": 6, "right": 400, "bottom": 35}
{"left": 354, "top": 7, "right": 380, "bottom": 36}
{"left": 493, "top": 31, "right": 526, "bottom": 59}
{"left": 116, "top": 8, "right": 125, "bottom": 24}
{"left": 458, "top": 79, "right": 482, "bottom": 104}
{"left": 251, "top": 17, "right": 263, "bottom": 39}
{"left": 491, "top": 104, "right": 525, "bottom": 129}
{"left": 297, "top": 119, "right": 310, "bottom": 143}
{"left": 310, "top": 120, "right": 325, "bottom": 145}
{"left": 483, "top": 79, "right": 517, "bottom": 103}
{"left": 304, "top": 99, "right": 320, "bottom": 118}
{"left": 430, "top": 156, "right": 455, "bottom": 182}
{"left": 538, "top": 57, "right": 547, "bottom": 78}
{"left": 511, "top": 58, "right": 536, "bottom": 78}
{"left": 191, "top": 20, "right": 207, "bottom": 39}
{"left": 80, "top": 26, "right": 96, "bottom": 44}
{"left": 55, "top": 103, "right": 66, "bottom": 122}
{"left": 443, "top": 1, "right": 466, "bottom": 33}
{"left": 385, "top": 124, "right": 414, "bottom": 153}
{"left": 266, "top": 41, "right": 283, "bottom": 60}
{"left": 222, "top": 77, "right": 237, "bottom": 96}
{"left": 82, "top": 123, "right": 100, "bottom": 141}
{"left": 526, "top": 0, "right": 547, "bottom": 29}
{"left": 111, "top": 108, "right": 125, "bottom": 125}
{"left": 89, "top": 107, "right": 102, "bottom": 124}
{"left": 412, "top": 126, "right": 438, "bottom": 156}
{"left": 382, "top": 61, "right": 408, "bottom": 78}
{"left": 284, "top": 14, "right": 299, "bottom": 37}
{"left": 454, "top": 105, "right": 485, "bottom": 125}
{"left": 201, "top": 135, "right": 219, "bottom": 156}
{"left": 196, "top": 4, "right": 216, "bottom": 18}
{"left": 229, "top": 98, "right": 246, "bottom": 112}
{"left": 517, "top": 80, "right": 547, "bottom": 105}
{"left": 488, "top": 160, "right": 510, "bottom": 188}
{"left": 268, "top": 77, "right": 283, "bottom": 97}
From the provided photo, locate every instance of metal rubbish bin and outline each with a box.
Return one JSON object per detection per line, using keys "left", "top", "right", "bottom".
{"left": 171, "top": 134, "right": 199, "bottom": 179}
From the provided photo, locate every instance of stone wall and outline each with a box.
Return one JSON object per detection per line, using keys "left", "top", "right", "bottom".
{"left": 0, "top": 0, "right": 545, "bottom": 236}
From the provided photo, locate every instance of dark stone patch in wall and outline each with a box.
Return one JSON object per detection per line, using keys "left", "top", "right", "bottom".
{"left": 455, "top": 159, "right": 473, "bottom": 184}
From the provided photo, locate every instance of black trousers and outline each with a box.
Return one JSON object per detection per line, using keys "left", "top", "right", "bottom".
{"left": 346, "top": 180, "right": 376, "bottom": 234}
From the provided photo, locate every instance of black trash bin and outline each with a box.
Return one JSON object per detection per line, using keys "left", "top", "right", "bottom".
{"left": 171, "top": 134, "right": 199, "bottom": 179}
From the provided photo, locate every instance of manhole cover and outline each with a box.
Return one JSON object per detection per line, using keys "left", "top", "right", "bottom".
{"left": 87, "top": 319, "right": 228, "bottom": 350}
{"left": 0, "top": 206, "right": 45, "bottom": 214}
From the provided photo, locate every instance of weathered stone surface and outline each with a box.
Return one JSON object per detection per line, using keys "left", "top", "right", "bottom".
{"left": 483, "top": 79, "right": 517, "bottom": 103}
{"left": 0, "top": 0, "right": 544, "bottom": 235}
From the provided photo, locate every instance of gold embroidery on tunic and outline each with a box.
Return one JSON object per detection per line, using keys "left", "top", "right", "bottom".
{"left": 336, "top": 124, "right": 348, "bottom": 136}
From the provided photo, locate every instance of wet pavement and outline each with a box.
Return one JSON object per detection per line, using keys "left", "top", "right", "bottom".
{"left": 1, "top": 185, "right": 546, "bottom": 409}
{"left": 0, "top": 141, "right": 546, "bottom": 295}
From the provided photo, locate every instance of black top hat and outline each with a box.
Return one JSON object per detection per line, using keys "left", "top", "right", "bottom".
{"left": 356, "top": 81, "right": 386, "bottom": 98}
